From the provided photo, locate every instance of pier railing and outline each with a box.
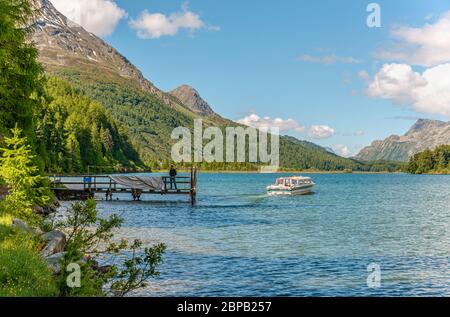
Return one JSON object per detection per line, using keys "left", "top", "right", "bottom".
{"left": 50, "top": 167, "right": 198, "bottom": 205}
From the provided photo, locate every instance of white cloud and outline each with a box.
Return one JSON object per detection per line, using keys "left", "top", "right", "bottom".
{"left": 332, "top": 144, "right": 352, "bottom": 157}
{"left": 367, "top": 64, "right": 427, "bottom": 105}
{"left": 237, "top": 113, "right": 336, "bottom": 139}
{"left": 237, "top": 114, "right": 304, "bottom": 133}
{"left": 297, "top": 54, "right": 362, "bottom": 65}
{"left": 367, "top": 63, "right": 450, "bottom": 117}
{"left": 414, "top": 63, "right": 450, "bottom": 116}
{"left": 51, "top": 0, "right": 127, "bottom": 36}
{"left": 377, "top": 11, "right": 450, "bottom": 67}
{"left": 129, "top": 3, "right": 210, "bottom": 39}
{"left": 308, "top": 125, "right": 335, "bottom": 139}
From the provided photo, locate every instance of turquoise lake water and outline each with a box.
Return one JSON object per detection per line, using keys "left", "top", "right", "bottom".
{"left": 63, "top": 173, "right": 450, "bottom": 296}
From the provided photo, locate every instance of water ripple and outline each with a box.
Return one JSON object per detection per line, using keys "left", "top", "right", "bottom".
{"left": 62, "top": 173, "right": 450, "bottom": 296}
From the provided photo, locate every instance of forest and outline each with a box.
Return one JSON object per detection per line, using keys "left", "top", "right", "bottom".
{"left": 1, "top": 76, "right": 142, "bottom": 174}
{"left": 407, "top": 145, "right": 450, "bottom": 174}
{"left": 36, "top": 78, "right": 141, "bottom": 174}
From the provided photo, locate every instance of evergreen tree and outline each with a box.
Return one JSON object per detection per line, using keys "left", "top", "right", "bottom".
{"left": 0, "top": 127, "right": 51, "bottom": 223}
{"left": 65, "top": 132, "right": 82, "bottom": 173}
{"left": 100, "top": 126, "right": 114, "bottom": 156}
{"left": 0, "top": 0, "right": 42, "bottom": 136}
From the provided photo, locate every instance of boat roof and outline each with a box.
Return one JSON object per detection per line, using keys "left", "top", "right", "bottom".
{"left": 277, "top": 176, "right": 312, "bottom": 180}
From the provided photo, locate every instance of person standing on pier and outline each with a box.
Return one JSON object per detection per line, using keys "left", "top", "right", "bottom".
{"left": 169, "top": 165, "right": 177, "bottom": 190}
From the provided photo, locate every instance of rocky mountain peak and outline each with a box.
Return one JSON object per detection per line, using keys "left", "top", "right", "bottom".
{"left": 169, "top": 85, "right": 214, "bottom": 116}
{"left": 32, "top": 0, "right": 75, "bottom": 29}
{"left": 407, "top": 119, "right": 448, "bottom": 135}
{"left": 356, "top": 119, "right": 450, "bottom": 162}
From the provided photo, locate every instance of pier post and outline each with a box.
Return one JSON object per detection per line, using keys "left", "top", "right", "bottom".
{"left": 108, "top": 178, "right": 113, "bottom": 201}
{"left": 190, "top": 166, "right": 197, "bottom": 206}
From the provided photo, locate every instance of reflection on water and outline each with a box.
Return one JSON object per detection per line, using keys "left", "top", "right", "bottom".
{"left": 60, "top": 173, "right": 450, "bottom": 296}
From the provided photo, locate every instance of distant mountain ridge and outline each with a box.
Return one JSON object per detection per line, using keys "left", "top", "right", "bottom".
{"left": 356, "top": 119, "right": 450, "bottom": 162}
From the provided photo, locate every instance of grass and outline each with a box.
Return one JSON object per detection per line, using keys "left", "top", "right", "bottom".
{"left": 0, "top": 224, "right": 58, "bottom": 297}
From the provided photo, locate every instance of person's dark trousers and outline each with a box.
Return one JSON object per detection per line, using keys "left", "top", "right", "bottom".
{"left": 170, "top": 177, "right": 177, "bottom": 190}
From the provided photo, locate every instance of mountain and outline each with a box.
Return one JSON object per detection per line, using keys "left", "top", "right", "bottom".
{"left": 31, "top": 0, "right": 176, "bottom": 107}
{"left": 170, "top": 85, "right": 215, "bottom": 116}
{"left": 31, "top": 0, "right": 229, "bottom": 164}
{"left": 30, "top": 1, "right": 398, "bottom": 171}
{"left": 356, "top": 119, "right": 450, "bottom": 162}
{"left": 279, "top": 136, "right": 366, "bottom": 170}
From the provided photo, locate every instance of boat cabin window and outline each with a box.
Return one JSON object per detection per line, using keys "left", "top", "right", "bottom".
{"left": 277, "top": 178, "right": 312, "bottom": 186}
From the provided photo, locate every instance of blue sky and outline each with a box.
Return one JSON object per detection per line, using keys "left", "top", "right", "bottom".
{"left": 51, "top": 0, "right": 450, "bottom": 156}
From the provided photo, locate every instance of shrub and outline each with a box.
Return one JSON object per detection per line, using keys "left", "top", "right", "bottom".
{"left": 53, "top": 199, "right": 166, "bottom": 297}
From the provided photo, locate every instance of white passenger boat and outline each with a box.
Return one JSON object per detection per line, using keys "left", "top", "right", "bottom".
{"left": 267, "top": 176, "right": 315, "bottom": 195}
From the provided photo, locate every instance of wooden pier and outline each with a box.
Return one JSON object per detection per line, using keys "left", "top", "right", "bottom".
{"left": 51, "top": 167, "right": 198, "bottom": 205}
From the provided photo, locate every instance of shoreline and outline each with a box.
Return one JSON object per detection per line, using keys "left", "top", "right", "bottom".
{"left": 154, "top": 170, "right": 406, "bottom": 175}
{"left": 52, "top": 170, "right": 450, "bottom": 176}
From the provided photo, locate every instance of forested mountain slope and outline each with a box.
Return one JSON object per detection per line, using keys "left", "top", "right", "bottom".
{"left": 37, "top": 77, "right": 141, "bottom": 173}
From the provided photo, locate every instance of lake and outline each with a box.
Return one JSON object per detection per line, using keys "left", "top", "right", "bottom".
{"left": 61, "top": 173, "right": 450, "bottom": 296}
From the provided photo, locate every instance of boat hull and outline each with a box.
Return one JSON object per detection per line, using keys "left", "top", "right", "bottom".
{"left": 267, "top": 184, "right": 314, "bottom": 196}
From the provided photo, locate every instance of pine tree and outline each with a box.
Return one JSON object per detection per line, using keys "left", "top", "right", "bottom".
{"left": 100, "top": 126, "right": 114, "bottom": 156}
{"left": 0, "top": 0, "right": 43, "bottom": 136}
{"left": 0, "top": 127, "right": 51, "bottom": 223}
{"left": 65, "top": 132, "right": 82, "bottom": 173}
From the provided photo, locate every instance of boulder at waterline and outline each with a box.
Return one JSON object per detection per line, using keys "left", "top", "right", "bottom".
{"left": 40, "top": 230, "right": 67, "bottom": 257}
